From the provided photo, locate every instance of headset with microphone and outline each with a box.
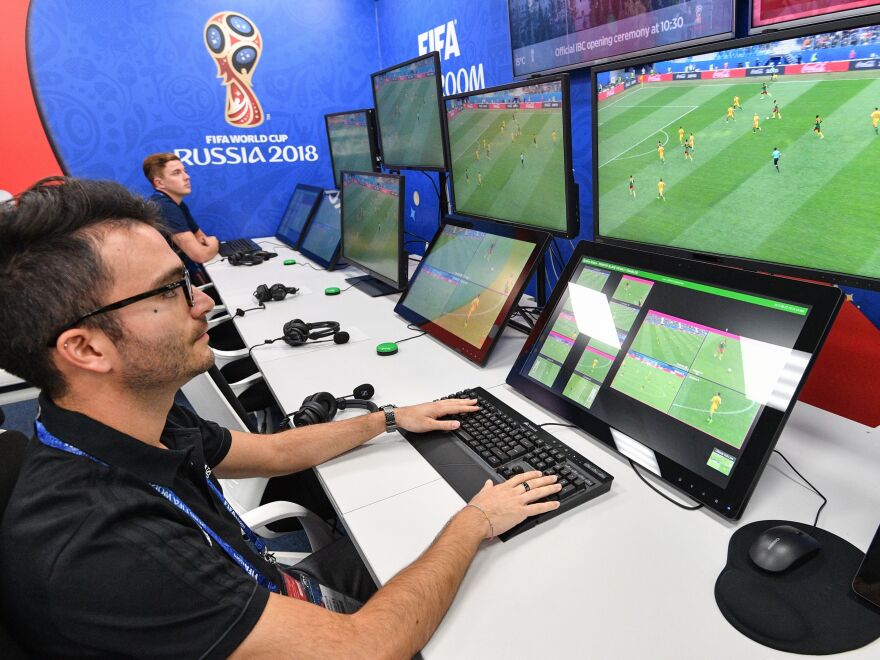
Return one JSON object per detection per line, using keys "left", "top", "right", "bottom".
{"left": 227, "top": 250, "right": 277, "bottom": 266}
{"left": 282, "top": 319, "right": 349, "bottom": 347}
{"left": 254, "top": 283, "right": 299, "bottom": 302}
{"left": 290, "top": 384, "right": 378, "bottom": 427}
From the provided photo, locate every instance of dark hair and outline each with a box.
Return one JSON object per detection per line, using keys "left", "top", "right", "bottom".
{"left": 142, "top": 152, "right": 180, "bottom": 186}
{"left": 0, "top": 177, "right": 164, "bottom": 399}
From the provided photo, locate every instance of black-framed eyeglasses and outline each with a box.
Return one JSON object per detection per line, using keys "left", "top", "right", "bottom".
{"left": 48, "top": 269, "right": 194, "bottom": 347}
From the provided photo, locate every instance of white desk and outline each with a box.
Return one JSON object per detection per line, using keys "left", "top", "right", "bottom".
{"left": 207, "top": 245, "right": 880, "bottom": 659}
{"left": 0, "top": 369, "right": 38, "bottom": 407}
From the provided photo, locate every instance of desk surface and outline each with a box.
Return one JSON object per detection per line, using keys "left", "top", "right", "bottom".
{"left": 206, "top": 243, "right": 880, "bottom": 659}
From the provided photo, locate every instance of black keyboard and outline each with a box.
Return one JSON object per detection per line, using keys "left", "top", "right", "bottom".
{"left": 219, "top": 238, "right": 261, "bottom": 257}
{"left": 403, "top": 386, "right": 613, "bottom": 541}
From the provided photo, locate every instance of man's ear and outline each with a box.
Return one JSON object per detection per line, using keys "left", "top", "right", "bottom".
{"left": 53, "top": 328, "right": 115, "bottom": 376}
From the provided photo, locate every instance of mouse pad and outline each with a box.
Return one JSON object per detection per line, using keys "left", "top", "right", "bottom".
{"left": 715, "top": 520, "right": 880, "bottom": 654}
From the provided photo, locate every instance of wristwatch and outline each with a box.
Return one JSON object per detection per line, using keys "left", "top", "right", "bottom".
{"left": 382, "top": 404, "right": 397, "bottom": 433}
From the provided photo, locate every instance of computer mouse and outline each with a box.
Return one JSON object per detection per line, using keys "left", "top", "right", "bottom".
{"left": 748, "top": 524, "right": 821, "bottom": 573}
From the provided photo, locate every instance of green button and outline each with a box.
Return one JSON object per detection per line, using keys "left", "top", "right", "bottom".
{"left": 283, "top": 259, "right": 296, "bottom": 265}
{"left": 376, "top": 342, "right": 398, "bottom": 356}
{"left": 324, "top": 286, "right": 341, "bottom": 296}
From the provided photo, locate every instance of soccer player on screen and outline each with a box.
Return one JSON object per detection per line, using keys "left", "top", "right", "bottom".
{"left": 707, "top": 392, "right": 722, "bottom": 423}
{"left": 678, "top": 126, "right": 685, "bottom": 145}
{"left": 725, "top": 106, "right": 735, "bottom": 123}
{"left": 551, "top": 130, "right": 558, "bottom": 144}
{"left": 657, "top": 141, "right": 665, "bottom": 163}
{"left": 752, "top": 113, "right": 762, "bottom": 133}
{"left": 684, "top": 144, "right": 693, "bottom": 161}
{"left": 629, "top": 175, "right": 636, "bottom": 198}
{"left": 761, "top": 82, "right": 769, "bottom": 98}
{"left": 813, "top": 115, "right": 824, "bottom": 139}
{"left": 771, "top": 70, "right": 779, "bottom": 82}
{"left": 871, "top": 107, "right": 880, "bottom": 135}
{"left": 733, "top": 95, "right": 742, "bottom": 110}
{"left": 714, "top": 339, "right": 727, "bottom": 360}
{"left": 465, "top": 169, "right": 471, "bottom": 185}
{"left": 532, "top": 134, "right": 538, "bottom": 148}
{"left": 657, "top": 178, "right": 666, "bottom": 201}
{"left": 688, "top": 132, "right": 695, "bottom": 150}
{"left": 772, "top": 147, "right": 781, "bottom": 172}
{"left": 486, "top": 142, "right": 492, "bottom": 159}
{"left": 520, "top": 152, "right": 525, "bottom": 168}
{"left": 465, "top": 294, "right": 480, "bottom": 328}
{"left": 477, "top": 172, "right": 483, "bottom": 187}
{"left": 475, "top": 147, "right": 481, "bottom": 161}
{"left": 772, "top": 100, "right": 782, "bottom": 120}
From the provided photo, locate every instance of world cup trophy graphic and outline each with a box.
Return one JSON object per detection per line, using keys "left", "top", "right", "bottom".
{"left": 204, "top": 12, "right": 264, "bottom": 128}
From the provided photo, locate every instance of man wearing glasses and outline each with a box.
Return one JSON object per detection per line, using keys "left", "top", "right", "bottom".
{"left": 0, "top": 178, "right": 560, "bottom": 658}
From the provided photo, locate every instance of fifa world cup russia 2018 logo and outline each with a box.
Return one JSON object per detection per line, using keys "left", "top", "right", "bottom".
{"left": 204, "top": 12, "right": 264, "bottom": 128}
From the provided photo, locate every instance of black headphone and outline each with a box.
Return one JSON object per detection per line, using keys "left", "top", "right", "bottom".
{"left": 282, "top": 319, "right": 349, "bottom": 347}
{"left": 228, "top": 250, "right": 277, "bottom": 266}
{"left": 292, "top": 384, "right": 378, "bottom": 427}
{"left": 254, "top": 283, "right": 299, "bottom": 303}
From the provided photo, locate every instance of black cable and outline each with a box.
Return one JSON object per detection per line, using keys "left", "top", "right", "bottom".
{"left": 772, "top": 449, "right": 827, "bottom": 532}
{"left": 247, "top": 336, "right": 284, "bottom": 360}
{"left": 393, "top": 323, "right": 427, "bottom": 344}
{"left": 257, "top": 240, "right": 287, "bottom": 250}
{"left": 629, "top": 459, "right": 704, "bottom": 511}
{"left": 404, "top": 230, "right": 431, "bottom": 243}
{"left": 538, "top": 422, "right": 578, "bottom": 429}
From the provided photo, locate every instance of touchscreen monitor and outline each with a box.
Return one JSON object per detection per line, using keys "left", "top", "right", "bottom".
{"left": 298, "top": 192, "right": 343, "bottom": 270}
{"left": 506, "top": 241, "right": 842, "bottom": 518}
{"left": 275, "top": 183, "right": 323, "bottom": 250}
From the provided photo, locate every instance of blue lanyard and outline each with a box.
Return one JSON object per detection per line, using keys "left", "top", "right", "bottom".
{"left": 35, "top": 420, "right": 280, "bottom": 594}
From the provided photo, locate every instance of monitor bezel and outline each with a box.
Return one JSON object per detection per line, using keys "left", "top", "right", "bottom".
{"left": 506, "top": 240, "right": 843, "bottom": 520}
{"left": 298, "top": 191, "right": 343, "bottom": 270}
{"left": 507, "top": 0, "right": 736, "bottom": 78}
{"left": 340, "top": 170, "right": 408, "bottom": 290}
{"left": 274, "top": 183, "right": 324, "bottom": 250}
{"left": 591, "top": 13, "right": 880, "bottom": 292}
{"left": 444, "top": 74, "right": 579, "bottom": 238}
{"left": 370, "top": 51, "right": 451, "bottom": 172}
{"left": 750, "top": 0, "right": 880, "bottom": 34}
{"left": 324, "top": 109, "right": 379, "bottom": 190}
{"left": 395, "top": 214, "right": 551, "bottom": 366}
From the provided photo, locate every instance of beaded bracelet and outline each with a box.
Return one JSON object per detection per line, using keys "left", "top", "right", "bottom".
{"left": 464, "top": 504, "right": 495, "bottom": 540}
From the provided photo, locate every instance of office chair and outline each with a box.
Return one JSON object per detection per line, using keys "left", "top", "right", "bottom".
{"left": 0, "top": 428, "right": 35, "bottom": 658}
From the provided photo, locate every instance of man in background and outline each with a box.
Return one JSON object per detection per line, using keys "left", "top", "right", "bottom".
{"left": 143, "top": 152, "right": 219, "bottom": 283}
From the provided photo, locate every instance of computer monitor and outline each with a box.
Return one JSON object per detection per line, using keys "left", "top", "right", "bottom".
{"left": 340, "top": 171, "right": 407, "bottom": 296}
{"left": 298, "top": 191, "right": 343, "bottom": 270}
{"left": 506, "top": 240, "right": 842, "bottom": 519}
{"left": 324, "top": 109, "right": 379, "bottom": 189}
{"left": 445, "top": 75, "right": 578, "bottom": 237}
{"left": 394, "top": 216, "right": 551, "bottom": 365}
{"left": 592, "top": 16, "right": 880, "bottom": 291}
{"left": 752, "top": 0, "right": 880, "bottom": 32}
{"left": 508, "top": 0, "right": 735, "bottom": 77}
{"left": 275, "top": 183, "right": 323, "bottom": 250}
{"left": 371, "top": 52, "right": 450, "bottom": 171}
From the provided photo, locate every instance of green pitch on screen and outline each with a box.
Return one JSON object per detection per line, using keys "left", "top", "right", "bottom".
{"left": 611, "top": 353, "right": 685, "bottom": 412}
{"left": 528, "top": 355, "right": 562, "bottom": 388}
{"left": 549, "top": 312, "right": 579, "bottom": 340}
{"left": 612, "top": 277, "right": 653, "bottom": 306}
{"left": 329, "top": 123, "right": 374, "bottom": 186}
{"left": 597, "top": 75, "right": 880, "bottom": 280}
{"left": 610, "top": 302, "right": 639, "bottom": 332}
{"left": 539, "top": 334, "right": 575, "bottom": 363}
{"left": 629, "top": 320, "right": 703, "bottom": 371}
{"left": 563, "top": 373, "right": 601, "bottom": 408}
{"left": 576, "top": 267, "right": 610, "bottom": 292}
{"left": 669, "top": 375, "right": 759, "bottom": 449}
{"left": 344, "top": 182, "right": 398, "bottom": 281}
{"left": 448, "top": 108, "right": 566, "bottom": 231}
{"left": 377, "top": 77, "right": 444, "bottom": 168}
{"left": 575, "top": 348, "right": 614, "bottom": 383}
{"left": 689, "top": 332, "right": 747, "bottom": 394}
{"left": 587, "top": 336, "right": 621, "bottom": 358}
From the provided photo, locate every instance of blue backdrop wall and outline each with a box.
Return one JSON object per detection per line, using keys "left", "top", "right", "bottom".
{"left": 27, "top": 0, "right": 380, "bottom": 240}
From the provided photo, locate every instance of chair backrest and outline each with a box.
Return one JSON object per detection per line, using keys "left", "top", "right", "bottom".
{"left": 0, "top": 430, "right": 32, "bottom": 659}
{"left": 180, "top": 366, "right": 257, "bottom": 433}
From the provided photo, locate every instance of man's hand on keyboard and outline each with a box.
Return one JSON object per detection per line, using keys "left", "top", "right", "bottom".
{"left": 469, "top": 470, "right": 562, "bottom": 538}
{"left": 395, "top": 398, "right": 479, "bottom": 434}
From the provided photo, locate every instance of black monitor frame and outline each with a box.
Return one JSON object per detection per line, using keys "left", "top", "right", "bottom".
{"left": 298, "top": 191, "right": 343, "bottom": 270}
{"left": 444, "top": 74, "right": 579, "bottom": 238}
{"left": 506, "top": 240, "right": 843, "bottom": 520}
{"left": 591, "top": 13, "right": 880, "bottom": 292}
{"left": 274, "top": 183, "right": 324, "bottom": 250}
{"left": 506, "top": 0, "right": 736, "bottom": 78}
{"left": 340, "top": 170, "right": 407, "bottom": 296}
{"left": 395, "top": 214, "right": 551, "bottom": 366}
{"left": 324, "top": 109, "right": 379, "bottom": 190}
{"left": 370, "top": 51, "right": 451, "bottom": 172}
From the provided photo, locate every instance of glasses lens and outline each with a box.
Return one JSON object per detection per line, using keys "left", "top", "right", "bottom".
{"left": 183, "top": 270, "right": 194, "bottom": 307}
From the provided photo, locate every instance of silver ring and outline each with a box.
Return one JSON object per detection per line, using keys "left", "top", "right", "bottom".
{"left": 522, "top": 481, "right": 531, "bottom": 493}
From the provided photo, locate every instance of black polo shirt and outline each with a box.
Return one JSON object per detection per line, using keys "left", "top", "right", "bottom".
{"left": 149, "top": 191, "right": 208, "bottom": 281}
{"left": 0, "top": 395, "right": 282, "bottom": 658}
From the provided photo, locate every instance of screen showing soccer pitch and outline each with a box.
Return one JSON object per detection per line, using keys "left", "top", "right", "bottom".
{"left": 509, "top": 0, "right": 734, "bottom": 76}
{"left": 371, "top": 53, "right": 448, "bottom": 170}
{"left": 395, "top": 218, "right": 549, "bottom": 365}
{"left": 341, "top": 172, "right": 404, "bottom": 287}
{"left": 299, "top": 193, "right": 341, "bottom": 269}
{"left": 446, "top": 77, "right": 575, "bottom": 235}
{"left": 325, "top": 110, "right": 376, "bottom": 189}
{"left": 594, "top": 22, "right": 880, "bottom": 288}
{"left": 275, "top": 184, "right": 323, "bottom": 249}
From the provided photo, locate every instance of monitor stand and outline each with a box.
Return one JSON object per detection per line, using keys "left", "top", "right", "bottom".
{"left": 345, "top": 275, "right": 402, "bottom": 297}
